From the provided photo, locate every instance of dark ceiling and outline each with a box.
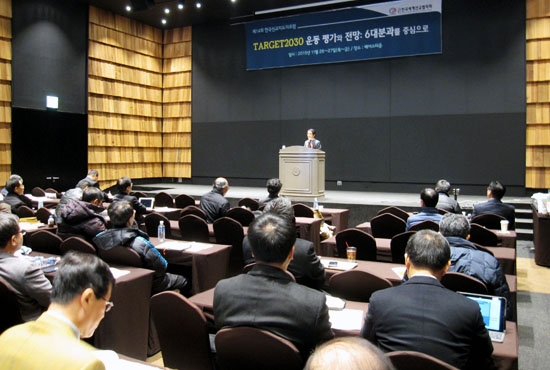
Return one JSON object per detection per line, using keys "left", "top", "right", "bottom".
{"left": 84, "top": 0, "right": 380, "bottom": 29}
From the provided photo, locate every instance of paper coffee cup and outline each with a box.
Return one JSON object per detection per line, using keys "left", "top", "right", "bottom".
{"left": 500, "top": 220, "right": 509, "bottom": 232}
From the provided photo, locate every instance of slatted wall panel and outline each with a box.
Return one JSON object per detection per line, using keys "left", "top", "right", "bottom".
{"left": 526, "top": 0, "right": 550, "bottom": 188}
{"left": 0, "top": 0, "right": 10, "bottom": 181}
{"left": 88, "top": 6, "right": 163, "bottom": 185}
{"left": 163, "top": 27, "right": 192, "bottom": 179}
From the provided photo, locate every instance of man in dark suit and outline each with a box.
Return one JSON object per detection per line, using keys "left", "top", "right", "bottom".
{"left": 214, "top": 212, "right": 334, "bottom": 361}
{"left": 304, "top": 128, "right": 322, "bottom": 149}
{"left": 242, "top": 197, "right": 325, "bottom": 290}
{"left": 471, "top": 180, "right": 516, "bottom": 229}
{"left": 405, "top": 188, "right": 442, "bottom": 230}
{"left": 361, "top": 230, "right": 494, "bottom": 370}
{"left": 112, "top": 177, "right": 148, "bottom": 221}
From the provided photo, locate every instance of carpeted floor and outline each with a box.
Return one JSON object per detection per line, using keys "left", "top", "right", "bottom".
{"left": 516, "top": 241, "right": 550, "bottom": 370}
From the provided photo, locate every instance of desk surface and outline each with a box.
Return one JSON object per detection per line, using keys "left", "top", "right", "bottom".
{"left": 150, "top": 237, "right": 231, "bottom": 294}
{"left": 189, "top": 286, "right": 517, "bottom": 370}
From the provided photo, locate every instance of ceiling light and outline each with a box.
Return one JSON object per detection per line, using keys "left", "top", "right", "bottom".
{"left": 178, "top": 2, "right": 184, "bottom": 10}
{"left": 164, "top": 8, "right": 170, "bottom": 14}
{"left": 196, "top": 2, "right": 202, "bottom": 9}
{"left": 125, "top": 4, "right": 132, "bottom": 11}
{"left": 161, "top": 18, "right": 167, "bottom": 24}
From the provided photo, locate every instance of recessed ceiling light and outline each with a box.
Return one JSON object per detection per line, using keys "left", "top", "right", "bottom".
{"left": 161, "top": 18, "right": 167, "bottom": 24}
{"left": 164, "top": 8, "right": 170, "bottom": 14}
{"left": 125, "top": 5, "right": 132, "bottom": 11}
{"left": 196, "top": 2, "right": 202, "bottom": 9}
{"left": 178, "top": 2, "right": 184, "bottom": 10}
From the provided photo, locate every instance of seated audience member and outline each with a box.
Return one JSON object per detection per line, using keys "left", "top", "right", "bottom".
{"left": 305, "top": 337, "right": 396, "bottom": 370}
{"left": 0, "top": 251, "right": 115, "bottom": 370}
{"left": 93, "top": 201, "right": 189, "bottom": 295}
{"left": 258, "top": 178, "right": 283, "bottom": 208}
{"left": 57, "top": 187, "right": 108, "bottom": 243}
{"left": 3, "top": 177, "right": 33, "bottom": 213}
{"left": 214, "top": 213, "right": 334, "bottom": 361}
{"left": 405, "top": 188, "right": 443, "bottom": 231}
{"left": 471, "top": 180, "right": 516, "bottom": 229}
{"left": 112, "top": 177, "right": 147, "bottom": 221}
{"left": 435, "top": 179, "right": 462, "bottom": 214}
{"left": 199, "top": 177, "right": 230, "bottom": 223}
{"left": 54, "top": 182, "right": 88, "bottom": 224}
{"left": 361, "top": 230, "right": 494, "bottom": 370}
{"left": 242, "top": 197, "right": 325, "bottom": 290}
{"left": 76, "top": 170, "right": 111, "bottom": 201}
{"left": 439, "top": 212, "right": 512, "bottom": 319}
{"left": 0, "top": 174, "right": 21, "bottom": 213}
{"left": 0, "top": 174, "right": 22, "bottom": 197}
{"left": 0, "top": 213, "right": 51, "bottom": 321}
{"left": 76, "top": 169, "right": 100, "bottom": 189}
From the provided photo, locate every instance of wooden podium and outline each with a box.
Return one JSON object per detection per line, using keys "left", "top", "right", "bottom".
{"left": 279, "top": 146, "right": 325, "bottom": 199}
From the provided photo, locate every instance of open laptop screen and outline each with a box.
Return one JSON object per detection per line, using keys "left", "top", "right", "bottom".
{"left": 458, "top": 292, "right": 506, "bottom": 332}
{"left": 138, "top": 197, "right": 154, "bottom": 210}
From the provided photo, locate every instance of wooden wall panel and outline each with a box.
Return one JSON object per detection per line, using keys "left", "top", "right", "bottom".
{"left": 162, "top": 28, "right": 192, "bottom": 179}
{"left": 88, "top": 6, "right": 192, "bottom": 183}
{"left": 526, "top": 0, "right": 550, "bottom": 188}
{"left": 88, "top": 6, "right": 163, "bottom": 183}
{"left": 0, "top": 0, "right": 10, "bottom": 181}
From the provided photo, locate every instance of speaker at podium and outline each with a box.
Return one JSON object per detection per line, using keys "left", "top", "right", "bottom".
{"left": 279, "top": 146, "right": 325, "bottom": 199}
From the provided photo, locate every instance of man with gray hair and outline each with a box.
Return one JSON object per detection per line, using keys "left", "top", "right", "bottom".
{"left": 435, "top": 179, "right": 461, "bottom": 214}
{"left": 199, "top": 177, "right": 230, "bottom": 223}
{"left": 242, "top": 197, "right": 325, "bottom": 290}
{"left": 440, "top": 212, "right": 511, "bottom": 318}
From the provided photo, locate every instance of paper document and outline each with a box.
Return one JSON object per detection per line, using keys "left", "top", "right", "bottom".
{"left": 321, "top": 259, "right": 357, "bottom": 271}
{"left": 156, "top": 241, "right": 194, "bottom": 251}
{"left": 186, "top": 243, "right": 213, "bottom": 253}
{"left": 329, "top": 309, "right": 364, "bottom": 331}
{"left": 325, "top": 295, "right": 346, "bottom": 310}
{"left": 109, "top": 268, "right": 131, "bottom": 279}
{"left": 392, "top": 266, "right": 406, "bottom": 280}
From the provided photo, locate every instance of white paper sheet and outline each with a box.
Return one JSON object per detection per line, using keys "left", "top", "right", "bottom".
{"left": 329, "top": 309, "right": 364, "bottom": 331}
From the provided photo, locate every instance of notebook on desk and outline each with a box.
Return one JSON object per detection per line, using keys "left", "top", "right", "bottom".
{"left": 138, "top": 197, "right": 155, "bottom": 211}
{"left": 458, "top": 292, "right": 507, "bottom": 342}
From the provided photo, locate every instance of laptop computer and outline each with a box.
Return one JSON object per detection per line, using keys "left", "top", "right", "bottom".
{"left": 458, "top": 292, "right": 507, "bottom": 342}
{"left": 138, "top": 197, "right": 155, "bottom": 211}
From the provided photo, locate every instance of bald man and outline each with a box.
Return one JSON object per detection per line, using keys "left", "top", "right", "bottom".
{"left": 199, "top": 177, "right": 230, "bottom": 223}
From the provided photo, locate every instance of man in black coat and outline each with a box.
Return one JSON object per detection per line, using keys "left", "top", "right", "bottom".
{"left": 214, "top": 212, "right": 334, "bottom": 361}
{"left": 242, "top": 197, "right": 325, "bottom": 290}
{"left": 471, "top": 180, "right": 516, "bottom": 229}
{"left": 362, "top": 230, "right": 494, "bottom": 370}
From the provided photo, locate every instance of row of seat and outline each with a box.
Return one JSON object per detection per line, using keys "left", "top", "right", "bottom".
{"left": 151, "top": 290, "right": 460, "bottom": 370}
{"left": 369, "top": 206, "right": 505, "bottom": 243}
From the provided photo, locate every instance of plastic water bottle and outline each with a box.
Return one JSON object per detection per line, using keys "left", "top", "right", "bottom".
{"left": 38, "top": 200, "right": 44, "bottom": 209}
{"left": 158, "top": 220, "right": 165, "bottom": 243}
{"left": 313, "top": 198, "right": 319, "bottom": 210}
{"left": 47, "top": 215, "right": 55, "bottom": 227}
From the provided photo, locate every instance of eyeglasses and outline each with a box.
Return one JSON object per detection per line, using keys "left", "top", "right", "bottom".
{"left": 100, "top": 297, "right": 114, "bottom": 313}
{"left": 17, "top": 230, "right": 26, "bottom": 236}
